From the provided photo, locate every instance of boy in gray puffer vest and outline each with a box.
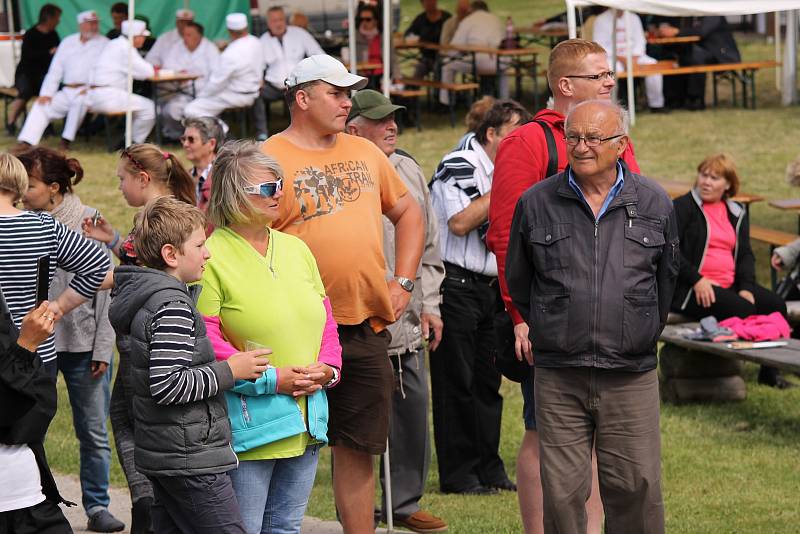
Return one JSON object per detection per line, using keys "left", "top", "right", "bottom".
{"left": 109, "top": 197, "right": 270, "bottom": 533}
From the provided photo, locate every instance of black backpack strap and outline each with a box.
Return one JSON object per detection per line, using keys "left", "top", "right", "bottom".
{"left": 532, "top": 119, "right": 559, "bottom": 178}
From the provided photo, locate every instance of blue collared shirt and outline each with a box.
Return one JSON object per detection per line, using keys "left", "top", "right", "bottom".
{"left": 568, "top": 162, "right": 625, "bottom": 221}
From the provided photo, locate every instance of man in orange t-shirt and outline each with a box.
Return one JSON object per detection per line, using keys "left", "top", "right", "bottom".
{"left": 262, "top": 55, "right": 424, "bottom": 533}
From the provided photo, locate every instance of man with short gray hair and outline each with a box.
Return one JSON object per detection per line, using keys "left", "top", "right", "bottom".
{"left": 506, "top": 100, "right": 677, "bottom": 534}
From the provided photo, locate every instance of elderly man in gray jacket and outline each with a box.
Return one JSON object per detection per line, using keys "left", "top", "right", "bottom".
{"left": 506, "top": 100, "right": 678, "bottom": 534}
{"left": 346, "top": 89, "right": 448, "bottom": 534}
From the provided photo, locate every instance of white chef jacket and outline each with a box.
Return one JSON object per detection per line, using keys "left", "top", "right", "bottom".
{"left": 593, "top": 10, "right": 648, "bottom": 59}
{"left": 260, "top": 26, "right": 323, "bottom": 87}
{"left": 146, "top": 28, "right": 182, "bottom": 66}
{"left": 200, "top": 34, "right": 263, "bottom": 97}
{"left": 163, "top": 37, "right": 220, "bottom": 92}
{"left": 39, "top": 33, "right": 109, "bottom": 97}
{"left": 90, "top": 37, "right": 155, "bottom": 88}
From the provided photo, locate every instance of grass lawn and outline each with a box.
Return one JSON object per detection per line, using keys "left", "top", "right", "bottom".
{"left": 4, "top": 2, "right": 800, "bottom": 531}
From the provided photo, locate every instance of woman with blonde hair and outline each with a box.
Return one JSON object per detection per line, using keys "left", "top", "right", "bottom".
{"left": 672, "top": 153, "right": 791, "bottom": 389}
{"left": 197, "top": 140, "right": 342, "bottom": 534}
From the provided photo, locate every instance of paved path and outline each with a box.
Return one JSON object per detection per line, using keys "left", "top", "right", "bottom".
{"left": 55, "top": 473, "right": 408, "bottom": 533}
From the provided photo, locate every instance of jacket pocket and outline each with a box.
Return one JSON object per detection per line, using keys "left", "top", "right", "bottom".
{"left": 623, "top": 223, "right": 664, "bottom": 271}
{"left": 530, "top": 223, "right": 571, "bottom": 271}
{"left": 622, "top": 293, "right": 659, "bottom": 354}
{"left": 530, "top": 293, "right": 571, "bottom": 354}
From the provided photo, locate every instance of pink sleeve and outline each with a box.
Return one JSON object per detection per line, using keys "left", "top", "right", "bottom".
{"left": 319, "top": 297, "right": 342, "bottom": 386}
{"left": 203, "top": 315, "right": 238, "bottom": 361}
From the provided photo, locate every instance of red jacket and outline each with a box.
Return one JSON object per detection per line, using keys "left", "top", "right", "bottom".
{"left": 486, "top": 108, "right": 641, "bottom": 325}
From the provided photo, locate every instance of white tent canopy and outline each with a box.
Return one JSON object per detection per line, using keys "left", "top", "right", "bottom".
{"left": 567, "top": 1, "right": 800, "bottom": 17}
{"left": 565, "top": 0, "right": 800, "bottom": 123}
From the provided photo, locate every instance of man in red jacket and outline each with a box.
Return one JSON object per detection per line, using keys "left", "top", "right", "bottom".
{"left": 486, "top": 38, "right": 640, "bottom": 534}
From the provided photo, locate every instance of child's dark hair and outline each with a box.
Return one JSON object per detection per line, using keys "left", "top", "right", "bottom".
{"left": 16, "top": 146, "right": 84, "bottom": 195}
{"left": 120, "top": 143, "right": 196, "bottom": 205}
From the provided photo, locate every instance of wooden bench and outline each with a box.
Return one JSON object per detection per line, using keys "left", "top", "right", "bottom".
{"left": 659, "top": 323, "right": 800, "bottom": 402}
{"left": 389, "top": 87, "right": 426, "bottom": 132}
{"left": 618, "top": 60, "right": 779, "bottom": 109}
{"left": 398, "top": 78, "right": 480, "bottom": 127}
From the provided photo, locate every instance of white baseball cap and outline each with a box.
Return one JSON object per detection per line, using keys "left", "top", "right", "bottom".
{"left": 285, "top": 54, "right": 368, "bottom": 90}
{"left": 121, "top": 20, "right": 151, "bottom": 37}
{"left": 176, "top": 9, "right": 194, "bottom": 20}
{"left": 76, "top": 10, "right": 98, "bottom": 24}
{"left": 226, "top": 13, "right": 248, "bottom": 31}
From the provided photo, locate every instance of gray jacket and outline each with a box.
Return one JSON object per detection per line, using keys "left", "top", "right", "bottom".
{"left": 50, "top": 205, "right": 114, "bottom": 362}
{"left": 506, "top": 162, "right": 679, "bottom": 372}
{"left": 775, "top": 237, "right": 800, "bottom": 270}
{"left": 383, "top": 150, "right": 444, "bottom": 356}
{"left": 109, "top": 266, "right": 236, "bottom": 477}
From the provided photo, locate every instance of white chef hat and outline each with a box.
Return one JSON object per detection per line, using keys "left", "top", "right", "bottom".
{"left": 121, "top": 19, "right": 151, "bottom": 37}
{"left": 76, "top": 10, "right": 98, "bottom": 24}
{"left": 226, "top": 13, "right": 248, "bottom": 31}
{"left": 176, "top": 9, "right": 194, "bottom": 20}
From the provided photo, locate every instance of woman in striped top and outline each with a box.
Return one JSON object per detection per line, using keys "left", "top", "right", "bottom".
{"left": 0, "top": 153, "right": 111, "bottom": 369}
{"left": 80, "top": 143, "right": 196, "bottom": 534}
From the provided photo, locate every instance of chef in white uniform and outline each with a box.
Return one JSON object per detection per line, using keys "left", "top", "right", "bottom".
{"left": 87, "top": 19, "right": 156, "bottom": 144}
{"left": 183, "top": 13, "right": 263, "bottom": 120}
{"left": 159, "top": 21, "right": 220, "bottom": 139}
{"left": 17, "top": 10, "right": 108, "bottom": 149}
{"left": 252, "top": 6, "right": 323, "bottom": 140}
{"left": 145, "top": 8, "right": 194, "bottom": 67}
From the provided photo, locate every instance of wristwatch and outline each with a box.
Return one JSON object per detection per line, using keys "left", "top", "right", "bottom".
{"left": 395, "top": 276, "right": 415, "bottom": 292}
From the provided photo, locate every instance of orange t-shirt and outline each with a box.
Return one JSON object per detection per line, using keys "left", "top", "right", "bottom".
{"left": 263, "top": 133, "right": 408, "bottom": 327}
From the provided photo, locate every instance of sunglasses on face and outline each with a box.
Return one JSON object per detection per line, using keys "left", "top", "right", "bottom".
{"left": 360, "top": 16, "right": 375, "bottom": 22}
{"left": 244, "top": 178, "right": 283, "bottom": 197}
{"left": 180, "top": 135, "right": 201, "bottom": 144}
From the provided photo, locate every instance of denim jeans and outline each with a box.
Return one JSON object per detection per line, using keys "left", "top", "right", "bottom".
{"left": 56, "top": 351, "right": 113, "bottom": 517}
{"left": 230, "top": 445, "right": 320, "bottom": 534}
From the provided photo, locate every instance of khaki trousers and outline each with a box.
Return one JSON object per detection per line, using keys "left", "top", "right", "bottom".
{"left": 534, "top": 367, "right": 664, "bottom": 534}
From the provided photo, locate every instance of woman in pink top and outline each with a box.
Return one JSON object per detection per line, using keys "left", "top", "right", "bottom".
{"left": 671, "top": 154, "right": 791, "bottom": 388}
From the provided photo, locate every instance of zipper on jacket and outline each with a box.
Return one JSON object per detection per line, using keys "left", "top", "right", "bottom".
{"left": 240, "top": 396, "right": 251, "bottom": 424}
{"left": 592, "top": 220, "right": 599, "bottom": 364}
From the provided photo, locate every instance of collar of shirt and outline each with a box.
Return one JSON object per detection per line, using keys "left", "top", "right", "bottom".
{"left": 568, "top": 161, "right": 624, "bottom": 221}
{"left": 468, "top": 135, "right": 494, "bottom": 183}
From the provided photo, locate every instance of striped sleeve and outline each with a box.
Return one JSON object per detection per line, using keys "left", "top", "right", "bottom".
{"left": 148, "top": 302, "right": 220, "bottom": 405}
{"left": 52, "top": 218, "right": 111, "bottom": 299}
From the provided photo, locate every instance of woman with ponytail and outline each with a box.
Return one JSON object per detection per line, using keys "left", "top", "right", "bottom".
{"left": 18, "top": 147, "right": 126, "bottom": 532}
{"left": 80, "top": 143, "right": 196, "bottom": 534}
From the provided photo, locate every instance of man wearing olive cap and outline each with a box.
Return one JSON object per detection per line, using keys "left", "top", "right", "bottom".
{"left": 263, "top": 55, "right": 424, "bottom": 533}
{"left": 346, "top": 90, "right": 447, "bottom": 533}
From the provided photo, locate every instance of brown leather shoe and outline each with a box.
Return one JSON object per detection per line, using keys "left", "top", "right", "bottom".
{"left": 395, "top": 510, "right": 448, "bottom": 533}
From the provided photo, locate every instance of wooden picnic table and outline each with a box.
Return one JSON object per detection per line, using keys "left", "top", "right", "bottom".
{"left": 646, "top": 35, "right": 700, "bottom": 45}
{"left": 148, "top": 72, "right": 199, "bottom": 145}
{"left": 768, "top": 198, "right": 800, "bottom": 233}
{"left": 660, "top": 323, "right": 800, "bottom": 374}
{"left": 656, "top": 179, "right": 764, "bottom": 211}
{"left": 518, "top": 25, "right": 568, "bottom": 48}
{"left": 395, "top": 40, "right": 543, "bottom": 105}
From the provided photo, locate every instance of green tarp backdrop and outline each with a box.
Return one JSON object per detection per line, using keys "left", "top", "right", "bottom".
{"left": 20, "top": 0, "right": 250, "bottom": 42}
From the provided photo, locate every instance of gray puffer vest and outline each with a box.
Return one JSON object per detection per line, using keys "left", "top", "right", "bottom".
{"left": 109, "top": 266, "right": 236, "bottom": 477}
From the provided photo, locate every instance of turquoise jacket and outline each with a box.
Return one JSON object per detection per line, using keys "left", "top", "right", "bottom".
{"left": 225, "top": 368, "right": 329, "bottom": 453}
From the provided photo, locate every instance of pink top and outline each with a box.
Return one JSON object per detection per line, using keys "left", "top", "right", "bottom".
{"left": 699, "top": 201, "right": 736, "bottom": 288}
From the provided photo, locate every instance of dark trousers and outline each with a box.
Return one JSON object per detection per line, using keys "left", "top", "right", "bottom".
{"left": 251, "top": 83, "right": 284, "bottom": 137}
{"left": 149, "top": 473, "right": 246, "bottom": 534}
{"left": 0, "top": 499, "right": 71, "bottom": 534}
{"left": 380, "top": 348, "right": 430, "bottom": 519}
{"left": 535, "top": 367, "right": 664, "bottom": 534}
{"left": 430, "top": 265, "right": 507, "bottom": 491}
{"left": 682, "top": 283, "right": 787, "bottom": 383}
{"left": 109, "top": 344, "right": 153, "bottom": 503}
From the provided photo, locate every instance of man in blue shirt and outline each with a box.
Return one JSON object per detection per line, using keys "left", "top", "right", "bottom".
{"left": 505, "top": 100, "right": 678, "bottom": 534}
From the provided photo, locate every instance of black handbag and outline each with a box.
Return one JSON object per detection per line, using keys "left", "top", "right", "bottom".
{"left": 492, "top": 308, "right": 534, "bottom": 383}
